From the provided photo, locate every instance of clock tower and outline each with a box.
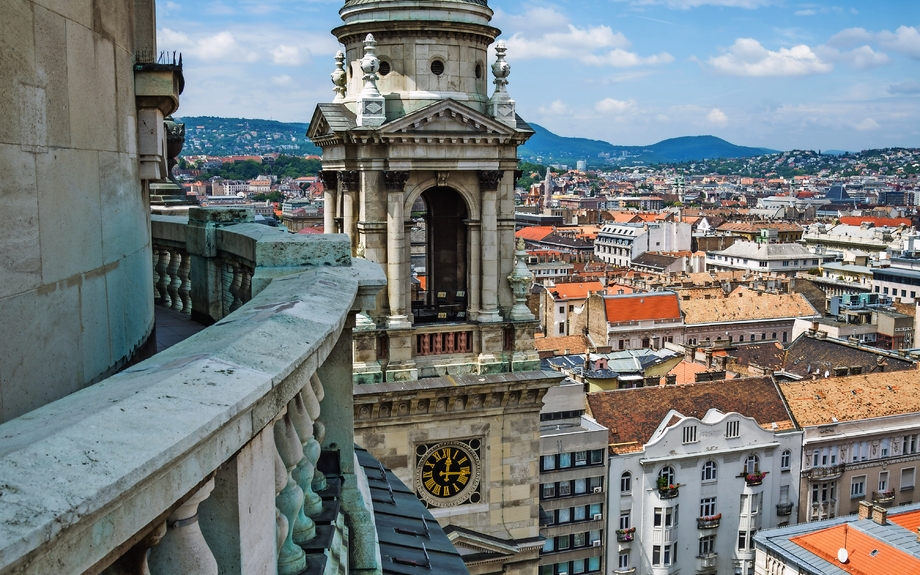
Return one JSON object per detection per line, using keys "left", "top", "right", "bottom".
{"left": 308, "top": 1, "right": 559, "bottom": 573}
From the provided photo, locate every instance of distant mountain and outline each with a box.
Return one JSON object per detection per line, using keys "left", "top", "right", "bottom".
{"left": 521, "top": 123, "right": 777, "bottom": 165}
{"left": 175, "top": 115, "right": 775, "bottom": 164}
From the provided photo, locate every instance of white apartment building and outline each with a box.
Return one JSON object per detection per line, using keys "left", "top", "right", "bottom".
{"left": 705, "top": 241, "right": 819, "bottom": 276}
{"left": 587, "top": 377, "right": 802, "bottom": 575}
{"left": 595, "top": 222, "right": 691, "bottom": 268}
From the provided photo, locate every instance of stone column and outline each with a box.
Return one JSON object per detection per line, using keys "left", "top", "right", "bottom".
{"left": 404, "top": 218, "right": 414, "bottom": 322}
{"left": 148, "top": 479, "right": 219, "bottom": 575}
{"left": 478, "top": 170, "right": 504, "bottom": 323}
{"left": 385, "top": 171, "right": 410, "bottom": 328}
{"left": 198, "top": 425, "right": 276, "bottom": 575}
{"left": 102, "top": 522, "right": 165, "bottom": 575}
{"left": 320, "top": 170, "right": 338, "bottom": 234}
{"left": 466, "top": 219, "right": 481, "bottom": 321}
{"left": 498, "top": 172, "right": 516, "bottom": 313}
{"left": 340, "top": 170, "right": 359, "bottom": 252}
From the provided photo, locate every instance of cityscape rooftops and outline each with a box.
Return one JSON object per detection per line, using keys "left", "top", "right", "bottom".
{"left": 680, "top": 288, "right": 816, "bottom": 324}
{"left": 601, "top": 291, "right": 682, "bottom": 323}
{"left": 586, "top": 376, "right": 794, "bottom": 454}
{"left": 711, "top": 241, "right": 814, "bottom": 261}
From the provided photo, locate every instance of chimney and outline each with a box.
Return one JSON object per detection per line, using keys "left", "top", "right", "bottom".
{"left": 705, "top": 349, "right": 713, "bottom": 367}
{"left": 858, "top": 500, "right": 872, "bottom": 520}
{"left": 871, "top": 505, "right": 888, "bottom": 525}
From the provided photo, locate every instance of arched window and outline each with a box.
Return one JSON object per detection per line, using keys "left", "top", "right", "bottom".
{"left": 739, "top": 334, "right": 744, "bottom": 342}
{"left": 780, "top": 450, "right": 791, "bottom": 471}
{"left": 620, "top": 472, "right": 632, "bottom": 493}
{"left": 745, "top": 454, "right": 760, "bottom": 474}
{"left": 701, "top": 460, "right": 718, "bottom": 481}
{"left": 659, "top": 466, "right": 675, "bottom": 486}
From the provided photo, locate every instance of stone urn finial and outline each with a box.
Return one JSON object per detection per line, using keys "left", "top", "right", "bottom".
{"left": 508, "top": 238, "right": 535, "bottom": 321}
{"left": 489, "top": 41, "right": 516, "bottom": 127}
{"left": 356, "top": 34, "right": 385, "bottom": 127}
{"left": 331, "top": 50, "right": 347, "bottom": 102}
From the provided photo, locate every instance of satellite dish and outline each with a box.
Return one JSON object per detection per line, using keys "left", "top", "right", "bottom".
{"left": 838, "top": 548, "right": 849, "bottom": 563}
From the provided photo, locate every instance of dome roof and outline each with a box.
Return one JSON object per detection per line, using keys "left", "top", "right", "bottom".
{"left": 343, "top": 0, "right": 487, "bottom": 5}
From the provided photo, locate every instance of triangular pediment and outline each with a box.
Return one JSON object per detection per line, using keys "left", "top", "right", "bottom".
{"left": 307, "top": 103, "right": 357, "bottom": 141}
{"left": 380, "top": 99, "right": 517, "bottom": 137}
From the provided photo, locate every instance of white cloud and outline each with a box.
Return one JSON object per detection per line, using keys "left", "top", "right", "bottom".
{"left": 271, "top": 74, "right": 292, "bottom": 85}
{"left": 888, "top": 81, "right": 920, "bottom": 95}
{"left": 708, "top": 38, "right": 832, "bottom": 76}
{"left": 879, "top": 26, "right": 920, "bottom": 59}
{"left": 595, "top": 98, "right": 636, "bottom": 113}
{"left": 159, "top": 28, "right": 259, "bottom": 62}
{"left": 855, "top": 118, "right": 880, "bottom": 131}
{"left": 794, "top": 9, "right": 816, "bottom": 15}
{"left": 624, "top": 0, "right": 772, "bottom": 8}
{"left": 539, "top": 100, "right": 571, "bottom": 115}
{"left": 271, "top": 45, "right": 302, "bottom": 66}
{"left": 828, "top": 27, "right": 874, "bottom": 48}
{"left": 841, "top": 45, "right": 890, "bottom": 69}
{"left": 501, "top": 20, "right": 672, "bottom": 68}
{"left": 707, "top": 108, "right": 729, "bottom": 127}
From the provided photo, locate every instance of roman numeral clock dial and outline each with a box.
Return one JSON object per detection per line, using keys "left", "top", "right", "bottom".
{"left": 415, "top": 440, "right": 482, "bottom": 507}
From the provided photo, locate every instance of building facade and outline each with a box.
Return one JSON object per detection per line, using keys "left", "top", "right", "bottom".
{"left": 587, "top": 378, "right": 802, "bottom": 575}
{"left": 594, "top": 222, "right": 691, "bottom": 268}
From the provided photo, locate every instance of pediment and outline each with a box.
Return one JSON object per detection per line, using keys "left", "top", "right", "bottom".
{"left": 379, "top": 99, "right": 517, "bottom": 137}
{"left": 307, "top": 103, "right": 357, "bottom": 141}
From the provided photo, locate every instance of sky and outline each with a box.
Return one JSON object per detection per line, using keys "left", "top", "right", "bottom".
{"left": 158, "top": 0, "right": 920, "bottom": 152}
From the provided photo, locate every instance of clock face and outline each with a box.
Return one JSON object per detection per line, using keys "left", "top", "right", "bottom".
{"left": 415, "top": 440, "right": 482, "bottom": 507}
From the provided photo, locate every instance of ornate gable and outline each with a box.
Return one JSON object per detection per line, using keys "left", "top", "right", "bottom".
{"left": 379, "top": 99, "right": 517, "bottom": 138}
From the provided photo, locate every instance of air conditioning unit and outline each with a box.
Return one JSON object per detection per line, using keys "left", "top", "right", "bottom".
{"left": 593, "top": 513, "right": 603, "bottom": 521}
{"left": 593, "top": 486, "right": 603, "bottom": 493}
{"left": 592, "top": 540, "right": 602, "bottom": 547}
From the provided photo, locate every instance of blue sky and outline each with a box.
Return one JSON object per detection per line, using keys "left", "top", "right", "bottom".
{"left": 159, "top": 0, "right": 920, "bottom": 152}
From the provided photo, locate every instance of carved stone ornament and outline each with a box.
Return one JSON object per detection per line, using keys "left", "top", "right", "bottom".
{"left": 339, "top": 170, "right": 359, "bottom": 192}
{"left": 488, "top": 42, "right": 516, "bottom": 127}
{"left": 507, "top": 238, "right": 535, "bottom": 321}
{"left": 478, "top": 170, "right": 504, "bottom": 192}
{"left": 437, "top": 171, "right": 451, "bottom": 186}
{"left": 319, "top": 170, "right": 338, "bottom": 190}
{"left": 384, "top": 170, "right": 409, "bottom": 192}
{"left": 331, "top": 50, "right": 347, "bottom": 102}
{"left": 356, "top": 34, "right": 386, "bottom": 128}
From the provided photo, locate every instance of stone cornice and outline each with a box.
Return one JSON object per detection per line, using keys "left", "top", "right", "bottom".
{"left": 333, "top": 24, "right": 499, "bottom": 48}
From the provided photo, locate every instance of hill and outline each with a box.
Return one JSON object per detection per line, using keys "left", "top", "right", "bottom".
{"left": 521, "top": 123, "right": 777, "bottom": 165}
{"left": 174, "top": 115, "right": 774, "bottom": 164}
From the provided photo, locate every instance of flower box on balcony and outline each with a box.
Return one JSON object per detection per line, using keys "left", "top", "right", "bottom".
{"left": 776, "top": 502, "right": 794, "bottom": 516}
{"left": 616, "top": 527, "right": 636, "bottom": 542}
{"left": 658, "top": 484, "right": 680, "bottom": 499}
{"left": 873, "top": 490, "right": 895, "bottom": 505}
{"left": 697, "top": 513, "right": 721, "bottom": 529}
{"left": 744, "top": 471, "right": 767, "bottom": 486}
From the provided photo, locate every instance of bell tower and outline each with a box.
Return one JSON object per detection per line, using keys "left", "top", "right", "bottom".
{"left": 308, "top": 0, "right": 538, "bottom": 383}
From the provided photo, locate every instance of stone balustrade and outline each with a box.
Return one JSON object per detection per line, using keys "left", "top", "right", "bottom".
{"left": 0, "top": 212, "right": 389, "bottom": 575}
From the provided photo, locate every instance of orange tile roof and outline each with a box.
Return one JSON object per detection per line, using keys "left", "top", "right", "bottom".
{"left": 603, "top": 292, "right": 681, "bottom": 323}
{"left": 515, "top": 226, "right": 555, "bottom": 241}
{"left": 668, "top": 360, "right": 707, "bottom": 385}
{"left": 791, "top": 524, "right": 920, "bottom": 575}
{"left": 548, "top": 282, "right": 604, "bottom": 300}
{"left": 839, "top": 216, "right": 911, "bottom": 227}
{"left": 889, "top": 508, "right": 920, "bottom": 532}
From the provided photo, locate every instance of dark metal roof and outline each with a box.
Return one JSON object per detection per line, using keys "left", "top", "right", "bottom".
{"left": 345, "top": 0, "right": 487, "bottom": 6}
{"left": 356, "top": 446, "right": 470, "bottom": 574}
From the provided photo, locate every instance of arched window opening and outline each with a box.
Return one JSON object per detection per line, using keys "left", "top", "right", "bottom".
{"left": 410, "top": 187, "right": 468, "bottom": 323}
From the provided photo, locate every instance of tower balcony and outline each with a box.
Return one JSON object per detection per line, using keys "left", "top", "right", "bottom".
{"left": 0, "top": 209, "right": 467, "bottom": 574}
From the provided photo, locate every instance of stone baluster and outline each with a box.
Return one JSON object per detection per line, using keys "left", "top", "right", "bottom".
{"left": 147, "top": 478, "right": 218, "bottom": 575}
{"left": 154, "top": 247, "right": 170, "bottom": 306}
{"left": 293, "top": 386, "right": 324, "bottom": 516}
{"left": 102, "top": 522, "right": 166, "bottom": 575}
{"left": 239, "top": 265, "right": 253, "bottom": 307}
{"left": 274, "top": 415, "right": 308, "bottom": 575}
{"left": 274, "top": 440, "right": 292, "bottom": 568}
{"left": 285, "top": 395, "right": 317, "bottom": 543}
{"left": 166, "top": 248, "right": 182, "bottom": 311}
{"left": 309, "top": 373, "right": 327, "bottom": 492}
{"left": 177, "top": 251, "right": 192, "bottom": 313}
{"left": 227, "top": 261, "right": 244, "bottom": 312}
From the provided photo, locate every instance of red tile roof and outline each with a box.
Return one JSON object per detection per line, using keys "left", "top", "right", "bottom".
{"left": 548, "top": 282, "right": 604, "bottom": 300}
{"left": 791, "top": 524, "right": 920, "bottom": 575}
{"left": 515, "top": 227, "right": 555, "bottom": 241}
{"left": 603, "top": 293, "right": 681, "bottom": 323}
{"left": 839, "top": 216, "right": 911, "bottom": 227}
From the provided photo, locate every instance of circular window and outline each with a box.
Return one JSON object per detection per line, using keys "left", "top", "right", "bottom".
{"left": 378, "top": 60, "right": 391, "bottom": 76}
{"left": 431, "top": 60, "right": 445, "bottom": 76}
{"left": 475, "top": 63, "right": 483, "bottom": 79}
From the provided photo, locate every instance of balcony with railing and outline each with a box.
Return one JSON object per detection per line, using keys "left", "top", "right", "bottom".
{"left": 805, "top": 463, "right": 845, "bottom": 481}
{"left": 0, "top": 208, "right": 469, "bottom": 574}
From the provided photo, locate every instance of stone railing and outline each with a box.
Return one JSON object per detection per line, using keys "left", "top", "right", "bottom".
{"left": 804, "top": 463, "right": 845, "bottom": 481}
{"left": 416, "top": 330, "right": 474, "bottom": 356}
{"left": 152, "top": 208, "right": 352, "bottom": 324}
{"left": 0, "top": 213, "right": 390, "bottom": 575}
